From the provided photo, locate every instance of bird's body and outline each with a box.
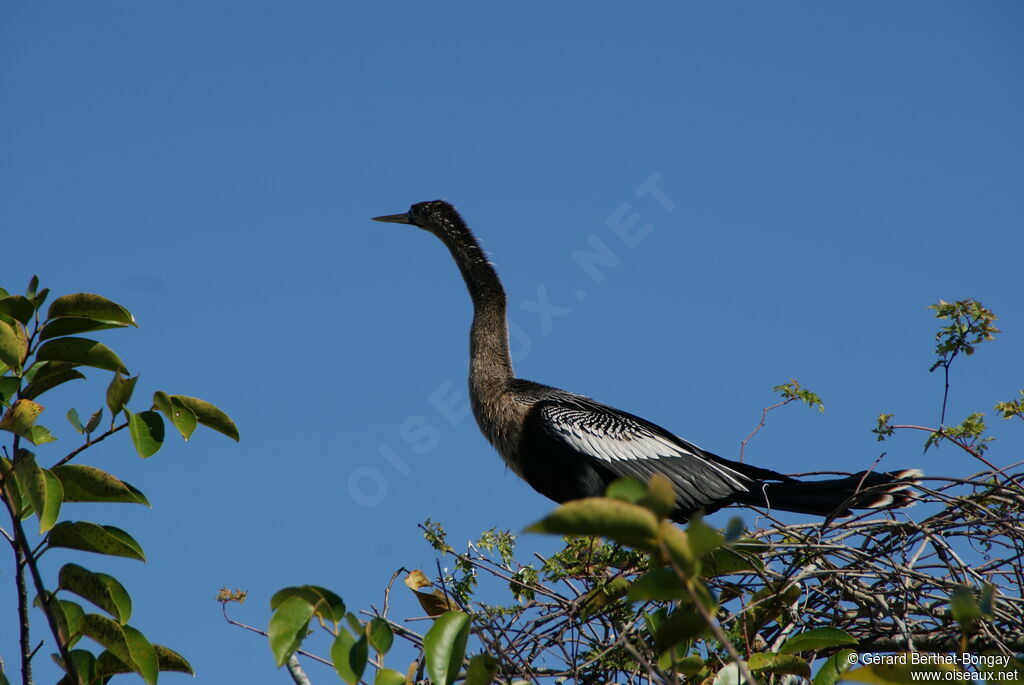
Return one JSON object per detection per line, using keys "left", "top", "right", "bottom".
{"left": 374, "top": 200, "right": 919, "bottom": 522}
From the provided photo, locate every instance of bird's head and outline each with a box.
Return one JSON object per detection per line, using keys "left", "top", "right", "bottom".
{"left": 372, "top": 200, "right": 466, "bottom": 238}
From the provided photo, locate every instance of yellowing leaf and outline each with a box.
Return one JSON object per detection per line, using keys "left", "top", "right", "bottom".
{"left": 0, "top": 399, "right": 44, "bottom": 438}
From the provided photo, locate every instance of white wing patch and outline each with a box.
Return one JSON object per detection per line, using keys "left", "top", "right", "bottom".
{"left": 539, "top": 404, "right": 750, "bottom": 492}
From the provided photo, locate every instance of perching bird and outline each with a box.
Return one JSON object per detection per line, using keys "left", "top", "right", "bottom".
{"left": 373, "top": 200, "right": 919, "bottom": 522}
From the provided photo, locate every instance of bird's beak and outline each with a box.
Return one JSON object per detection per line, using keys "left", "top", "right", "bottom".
{"left": 371, "top": 212, "right": 413, "bottom": 224}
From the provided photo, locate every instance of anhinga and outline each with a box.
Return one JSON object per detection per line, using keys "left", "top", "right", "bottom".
{"left": 373, "top": 200, "right": 919, "bottom": 522}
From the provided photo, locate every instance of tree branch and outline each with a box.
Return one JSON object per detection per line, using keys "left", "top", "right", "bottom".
{"left": 54, "top": 422, "right": 129, "bottom": 467}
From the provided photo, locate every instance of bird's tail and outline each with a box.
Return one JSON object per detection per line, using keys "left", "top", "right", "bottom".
{"left": 732, "top": 468, "right": 923, "bottom": 517}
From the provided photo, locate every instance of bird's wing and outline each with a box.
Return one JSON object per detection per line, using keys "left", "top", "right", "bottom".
{"left": 535, "top": 398, "right": 754, "bottom": 513}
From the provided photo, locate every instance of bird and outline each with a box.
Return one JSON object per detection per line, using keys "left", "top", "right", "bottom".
{"left": 372, "top": 200, "right": 920, "bottom": 522}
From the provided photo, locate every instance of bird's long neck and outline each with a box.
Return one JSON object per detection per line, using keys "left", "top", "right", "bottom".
{"left": 434, "top": 223, "right": 514, "bottom": 390}
{"left": 431, "top": 209, "right": 526, "bottom": 475}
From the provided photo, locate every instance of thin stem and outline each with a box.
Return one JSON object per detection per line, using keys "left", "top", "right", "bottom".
{"left": 889, "top": 424, "right": 1002, "bottom": 472}
{"left": 55, "top": 422, "right": 128, "bottom": 467}
{"left": 380, "top": 567, "right": 406, "bottom": 619}
{"left": 939, "top": 349, "right": 957, "bottom": 427}
{"left": 14, "top": 536, "right": 31, "bottom": 685}
{"left": 3, "top": 490, "right": 80, "bottom": 684}
{"left": 684, "top": 580, "right": 760, "bottom": 685}
{"left": 739, "top": 398, "right": 792, "bottom": 462}
{"left": 219, "top": 603, "right": 333, "bottom": 667}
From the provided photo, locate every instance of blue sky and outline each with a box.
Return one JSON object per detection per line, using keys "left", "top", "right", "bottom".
{"left": 2, "top": 2, "right": 1021, "bottom": 682}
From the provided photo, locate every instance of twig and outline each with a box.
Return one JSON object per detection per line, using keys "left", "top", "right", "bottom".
{"left": 220, "top": 603, "right": 333, "bottom": 668}
{"left": 739, "top": 398, "right": 793, "bottom": 462}
{"left": 54, "top": 422, "right": 129, "bottom": 467}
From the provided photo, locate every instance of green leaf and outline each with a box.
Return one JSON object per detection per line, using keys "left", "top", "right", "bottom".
{"left": 345, "top": 611, "right": 363, "bottom": 635}
{"left": 170, "top": 394, "right": 239, "bottom": 441}
{"left": 654, "top": 608, "right": 707, "bottom": 652}
{"left": 270, "top": 585, "right": 346, "bottom": 624}
{"left": 0, "top": 319, "right": 24, "bottom": 373}
{"left": 701, "top": 547, "right": 764, "bottom": 577}
{"left": 375, "top": 668, "right": 408, "bottom": 685}
{"left": 331, "top": 628, "right": 369, "bottom": 685}
{"left": 0, "top": 456, "right": 25, "bottom": 517}
{"left": 628, "top": 567, "right": 686, "bottom": 602}
{"left": 153, "top": 392, "right": 198, "bottom": 441}
{"left": 605, "top": 477, "right": 647, "bottom": 503}
{"left": 84, "top": 407, "right": 103, "bottom": 433}
{"left": 168, "top": 396, "right": 197, "bottom": 441}
{"left": 723, "top": 517, "right": 744, "bottom": 542}
{"left": 67, "top": 408, "right": 84, "bottom": 433}
{"left": 526, "top": 497, "right": 659, "bottom": 550}
{"left": 368, "top": 617, "right": 394, "bottom": 654}
{"left": 0, "top": 376, "right": 20, "bottom": 405}
{"left": 152, "top": 390, "right": 172, "bottom": 415}
{"left": 0, "top": 295, "right": 35, "bottom": 324}
{"left": 59, "top": 563, "right": 133, "bottom": 624}
{"left": 95, "top": 645, "right": 190, "bottom": 681}
{"left": 94, "top": 644, "right": 194, "bottom": 677}
{"left": 36, "top": 337, "right": 129, "bottom": 374}
{"left": 780, "top": 627, "right": 857, "bottom": 654}
{"left": 39, "top": 317, "right": 127, "bottom": 341}
{"left": 22, "top": 363, "right": 86, "bottom": 400}
{"left": 465, "top": 653, "right": 498, "bottom": 685}
{"left": 53, "top": 464, "right": 150, "bottom": 506}
{"left": 748, "top": 653, "right": 810, "bottom": 679}
{"left": 660, "top": 653, "right": 706, "bottom": 677}
{"left": 79, "top": 614, "right": 133, "bottom": 671}
{"left": 639, "top": 472, "right": 676, "bottom": 518}
{"left": 32, "top": 287, "right": 50, "bottom": 310}
{"left": 106, "top": 374, "right": 138, "bottom": 417}
{"left": 35, "top": 592, "right": 72, "bottom": 649}
{"left": 659, "top": 520, "right": 700, "bottom": 576}
{"left": 79, "top": 616, "right": 157, "bottom": 684}
{"left": 0, "top": 399, "right": 43, "bottom": 438}
{"left": 813, "top": 649, "right": 856, "bottom": 685}
{"left": 686, "top": 516, "right": 725, "bottom": 560}
{"left": 128, "top": 410, "right": 164, "bottom": 458}
{"left": 58, "top": 649, "right": 96, "bottom": 684}
{"left": 13, "top": 451, "right": 47, "bottom": 521}
{"left": 47, "top": 293, "right": 136, "bottom": 327}
{"left": 740, "top": 581, "right": 802, "bottom": 642}
{"left": 48, "top": 521, "right": 145, "bottom": 561}
{"left": 57, "top": 599, "right": 86, "bottom": 647}
{"left": 122, "top": 625, "right": 159, "bottom": 685}
{"left": 579, "top": 576, "right": 630, "bottom": 618}
{"left": 268, "top": 595, "right": 315, "bottom": 667}
{"left": 950, "top": 585, "right": 982, "bottom": 625}
{"left": 39, "top": 468, "right": 63, "bottom": 532}
{"left": 93, "top": 650, "right": 134, "bottom": 680}
{"left": 27, "top": 424, "right": 57, "bottom": 445}
{"left": 423, "top": 610, "right": 471, "bottom": 685}
{"left": 154, "top": 644, "right": 194, "bottom": 674}
{"left": 12, "top": 453, "right": 61, "bottom": 531}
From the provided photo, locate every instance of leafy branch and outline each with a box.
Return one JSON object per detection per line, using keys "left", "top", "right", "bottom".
{"left": 739, "top": 379, "right": 824, "bottom": 462}
{"left": 1, "top": 277, "right": 239, "bottom": 685}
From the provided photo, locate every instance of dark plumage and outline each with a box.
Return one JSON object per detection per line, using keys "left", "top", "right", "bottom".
{"left": 373, "top": 200, "right": 920, "bottom": 522}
